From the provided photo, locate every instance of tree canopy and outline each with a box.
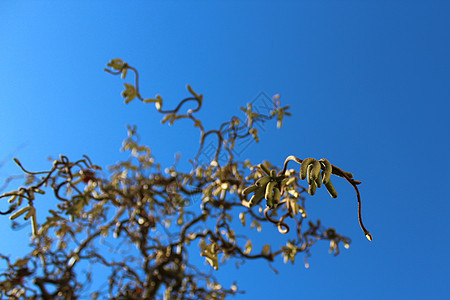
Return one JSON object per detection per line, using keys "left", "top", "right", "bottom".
{"left": 0, "top": 59, "right": 371, "bottom": 299}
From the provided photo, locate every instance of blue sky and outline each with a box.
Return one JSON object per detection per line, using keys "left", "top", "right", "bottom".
{"left": 1, "top": 1, "right": 449, "bottom": 299}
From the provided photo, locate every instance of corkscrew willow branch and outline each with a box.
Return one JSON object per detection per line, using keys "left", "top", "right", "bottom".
{"left": 106, "top": 59, "right": 286, "bottom": 169}
{"left": 281, "top": 155, "right": 372, "bottom": 240}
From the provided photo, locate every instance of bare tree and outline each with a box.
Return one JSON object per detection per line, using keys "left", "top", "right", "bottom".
{"left": 0, "top": 59, "right": 372, "bottom": 299}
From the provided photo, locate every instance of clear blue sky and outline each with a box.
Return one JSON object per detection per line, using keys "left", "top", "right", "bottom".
{"left": 1, "top": 1, "right": 449, "bottom": 299}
